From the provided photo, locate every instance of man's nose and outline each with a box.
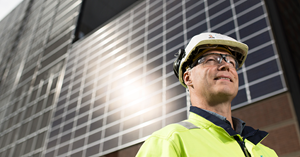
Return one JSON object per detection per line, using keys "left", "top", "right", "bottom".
{"left": 217, "top": 60, "right": 230, "bottom": 71}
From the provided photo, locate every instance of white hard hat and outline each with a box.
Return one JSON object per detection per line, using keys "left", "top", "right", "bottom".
{"left": 173, "top": 32, "right": 249, "bottom": 88}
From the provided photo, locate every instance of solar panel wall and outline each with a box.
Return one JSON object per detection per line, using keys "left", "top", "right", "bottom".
{"left": 45, "top": 0, "right": 286, "bottom": 156}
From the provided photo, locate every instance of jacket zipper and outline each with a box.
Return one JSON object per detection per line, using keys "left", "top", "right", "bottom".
{"left": 234, "top": 136, "right": 251, "bottom": 157}
{"left": 241, "top": 142, "right": 250, "bottom": 157}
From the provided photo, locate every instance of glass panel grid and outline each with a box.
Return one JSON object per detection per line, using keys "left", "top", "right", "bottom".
{"left": 0, "top": 0, "right": 78, "bottom": 156}
{"left": 44, "top": 0, "right": 287, "bottom": 156}
{"left": 0, "top": 0, "right": 287, "bottom": 156}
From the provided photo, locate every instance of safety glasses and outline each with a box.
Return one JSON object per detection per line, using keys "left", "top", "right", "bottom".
{"left": 190, "top": 53, "right": 239, "bottom": 70}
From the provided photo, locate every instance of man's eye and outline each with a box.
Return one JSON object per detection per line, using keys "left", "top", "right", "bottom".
{"left": 206, "top": 58, "right": 217, "bottom": 62}
{"left": 228, "top": 61, "right": 235, "bottom": 66}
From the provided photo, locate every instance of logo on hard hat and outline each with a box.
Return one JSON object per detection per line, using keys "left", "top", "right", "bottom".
{"left": 208, "top": 34, "right": 215, "bottom": 39}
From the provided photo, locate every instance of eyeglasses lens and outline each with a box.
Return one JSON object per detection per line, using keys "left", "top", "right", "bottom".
{"left": 198, "top": 53, "right": 238, "bottom": 69}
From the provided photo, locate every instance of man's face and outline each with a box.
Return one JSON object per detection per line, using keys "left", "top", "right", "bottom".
{"left": 186, "top": 50, "right": 239, "bottom": 103}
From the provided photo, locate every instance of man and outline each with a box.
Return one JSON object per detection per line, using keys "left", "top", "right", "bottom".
{"left": 136, "top": 32, "right": 277, "bottom": 157}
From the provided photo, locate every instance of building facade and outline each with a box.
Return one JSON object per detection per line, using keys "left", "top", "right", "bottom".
{"left": 0, "top": 0, "right": 299, "bottom": 157}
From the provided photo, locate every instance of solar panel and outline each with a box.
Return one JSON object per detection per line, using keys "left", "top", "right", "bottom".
{"left": 46, "top": 0, "right": 286, "bottom": 156}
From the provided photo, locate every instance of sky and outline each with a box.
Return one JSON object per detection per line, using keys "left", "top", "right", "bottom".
{"left": 0, "top": 0, "right": 23, "bottom": 21}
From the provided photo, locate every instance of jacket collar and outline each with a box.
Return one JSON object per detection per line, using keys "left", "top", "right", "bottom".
{"left": 190, "top": 106, "right": 268, "bottom": 145}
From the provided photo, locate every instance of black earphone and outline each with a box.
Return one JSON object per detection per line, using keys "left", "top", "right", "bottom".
{"left": 173, "top": 49, "right": 186, "bottom": 78}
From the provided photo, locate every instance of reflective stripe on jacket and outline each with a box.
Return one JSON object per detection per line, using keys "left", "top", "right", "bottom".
{"left": 136, "top": 108, "right": 278, "bottom": 157}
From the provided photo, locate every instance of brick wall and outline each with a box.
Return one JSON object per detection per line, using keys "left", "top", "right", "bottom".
{"left": 232, "top": 92, "right": 300, "bottom": 156}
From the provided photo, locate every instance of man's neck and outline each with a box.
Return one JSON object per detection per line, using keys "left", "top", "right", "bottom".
{"left": 202, "top": 105, "right": 233, "bottom": 128}
{"left": 191, "top": 98, "right": 234, "bottom": 129}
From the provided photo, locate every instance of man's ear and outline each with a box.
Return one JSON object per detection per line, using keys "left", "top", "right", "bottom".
{"left": 183, "top": 70, "right": 193, "bottom": 88}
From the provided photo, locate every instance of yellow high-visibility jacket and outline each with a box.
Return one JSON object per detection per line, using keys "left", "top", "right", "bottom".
{"left": 136, "top": 106, "right": 277, "bottom": 157}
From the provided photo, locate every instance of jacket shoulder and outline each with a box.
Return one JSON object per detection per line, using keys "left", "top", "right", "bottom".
{"left": 151, "top": 121, "right": 199, "bottom": 139}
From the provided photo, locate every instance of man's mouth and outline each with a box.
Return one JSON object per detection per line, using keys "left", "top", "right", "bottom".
{"left": 214, "top": 77, "right": 232, "bottom": 82}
